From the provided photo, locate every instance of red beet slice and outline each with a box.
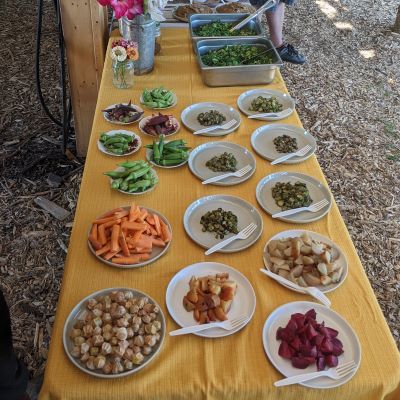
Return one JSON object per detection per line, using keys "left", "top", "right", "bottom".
{"left": 147, "top": 115, "right": 169, "bottom": 126}
{"left": 285, "top": 319, "right": 297, "bottom": 333}
{"left": 306, "top": 323, "right": 318, "bottom": 340}
{"left": 291, "top": 356, "right": 312, "bottom": 369}
{"left": 331, "top": 338, "right": 344, "bottom": 356}
{"left": 276, "top": 327, "right": 284, "bottom": 341}
{"left": 291, "top": 313, "right": 306, "bottom": 327}
{"left": 317, "top": 357, "right": 326, "bottom": 371}
{"left": 280, "top": 327, "right": 295, "bottom": 343}
{"left": 290, "top": 336, "right": 301, "bottom": 351}
{"left": 321, "top": 338, "right": 334, "bottom": 354}
{"left": 325, "top": 354, "right": 338, "bottom": 368}
{"left": 319, "top": 325, "right": 339, "bottom": 338}
{"left": 312, "top": 334, "right": 324, "bottom": 348}
{"left": 278, "top": 341, "right": 293, "bottom": 359}
{"left": 305, "top": 309, "right": 317, "bottom": 320}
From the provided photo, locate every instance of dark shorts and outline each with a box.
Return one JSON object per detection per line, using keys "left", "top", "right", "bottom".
{"left": 249, "top": 0, "right": 296, "bottom": 12}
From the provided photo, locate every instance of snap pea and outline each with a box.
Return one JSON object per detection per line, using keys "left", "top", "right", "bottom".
{"left": 147, "top": 135, "right": 190, "bottom": 167}
{"left": 141, "top": 87, "right": 175, "bottom": 109}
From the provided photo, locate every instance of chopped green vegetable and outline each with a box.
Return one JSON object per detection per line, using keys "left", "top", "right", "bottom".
{"left": 273, "top": 135, "right": 298, "bottom": 153}
{"left": 249, "top": 96, "right": 283, "bottom": 113}
{"left": 194, "top": 21, "right": 256, "bottom": 37}
{"left": 197, "top": 110, "right": 226, "bottom": 126}
{"left": 206, "top": 152, "right": 237, "bottom": 172}
{"left": 201, "top": 45, "right": 273, "bottom": 67}
{"left": 272, "top": 182, "right": 313, "bottom": 211}
{"left": 200, "top": 208, "right": 239, "bottom": 239}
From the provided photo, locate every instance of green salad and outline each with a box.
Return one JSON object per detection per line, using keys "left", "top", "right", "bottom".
{"left": 194, "top": 21, "right": 256, "bottom": 37}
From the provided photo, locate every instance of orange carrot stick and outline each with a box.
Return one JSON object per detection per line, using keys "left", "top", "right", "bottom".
{"left": 101, "top": 207, "right": 124, "bottom": 218}
{"left": 121, "top": 221, "right": 147, "bottom": 231}
{"left": 145, "top": 223, "right": 158, "bottom": 236}
{"left": 114, "top": 210, "right": 129, "bottom": 219}
{"left": 131, "top": 230, "right": 143, "bottom": 244}
{"left": 111, "top": 254, "right": 150, "bottom": 265}
{"left": 90, "top": 224, "right": 98, "bottom": 241}
{"left": 103, "top": 249, "right": 120, "bottom": 261}
{"left": 119, "top": 231, "right": 130, "bottom": 257}
{"left": 146, "top": 215, "right": 155, "bottom": 225}
{"left": 159, "top": 219, "right": 171, "bottom": 243}
{"left": 131, "top": 247, "right": 152, "bottom": 254}
{"left": 128, "top": 204, "right": 140, "bottom": 222}
{"left": 151, "top": 237, "right": 166, "bottom": 247}
{"left": 95, "top": 243, "right": 111, "bottom": 256}
{"left": 138, "top": 208, "right": 148, "bottom": 221}
{"left": 153, "top": 214, "right": 162, "bottom": 237}
{"left": 111, "top": 224, "right": 120, "bottom": 252}
{"left": 134, "top": 235, "right": 153, "bottom": 249}
{"left": 103, "top": 218, "right": 122, "bottom": 229}
{"left": 98, "top": 224, "right": 107, "bottom": 246}
{"left": 88, "top": 234, "right": 102, "bottom": 250}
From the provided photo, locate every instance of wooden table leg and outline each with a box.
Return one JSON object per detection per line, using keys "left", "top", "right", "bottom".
{"left": 60, "top": 0, "right": 108, "bottom": 156}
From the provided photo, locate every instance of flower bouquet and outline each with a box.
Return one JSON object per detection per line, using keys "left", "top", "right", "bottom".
{"left": 111, "top": 39, "right": 139, "bottom": 89}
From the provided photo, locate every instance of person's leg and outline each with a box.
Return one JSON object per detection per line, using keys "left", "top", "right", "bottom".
{"left": 266, "top": 1, "right": 285, "bottom": 48}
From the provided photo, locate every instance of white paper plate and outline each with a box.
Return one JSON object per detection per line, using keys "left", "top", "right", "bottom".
{"left": 237, "top": 89, "right": 295, "bottom": 121}
{"left": 251, "top": 124, "right": 316, "bottom": 164}
{"left": 166, "top": 262, "right": 256, "bottom": 338}
{"left": 181, "top": 102, "right": 241, "bottom": 136}
{"left": 63, "top": 287, "right": 166, "bottom": 378}
{"left": 262, "top": 301, "right": 361, "bottom": 389}
{"left": 97, "top": 130, "right": 142, "bottom": 157}
{"left": 263, "top": 230, "right": 348, "bottom": 293}
{"left": 139, "top": 116, "right": 180, "bottom": 138}
{"left": 88, "top": 206, "right": 171, "bottom": 269}
{"left": 102, "top": 103, "right": 144, "bottom": 125}
{"left": 256, "top": 172, "right": 332, "bottom": 223}
{"left": 140, "top": 92, "right": 177, "bottom": 110}
{"left": 188, "top": 141, "right": 256, "bottom": 185}
{"left": 183, "top": 194, "right": 263, "bottom": 252}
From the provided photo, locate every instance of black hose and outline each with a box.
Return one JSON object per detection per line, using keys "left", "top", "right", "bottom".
{"left": 35, "top": 0, "right": 73, "bottom": 153}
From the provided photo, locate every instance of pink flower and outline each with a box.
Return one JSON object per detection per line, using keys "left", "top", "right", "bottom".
{"left": 97, "top": 0, "right": 130, "bottom": 19}
{"left": 126, "top": 0, "right": 144, "bottom": 19}
{"left": 97, "top": 0, "right": 111, "bottom": 5}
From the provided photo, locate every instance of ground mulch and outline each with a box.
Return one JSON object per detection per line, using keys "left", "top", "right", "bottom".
{"left": 0, "top": 0, "right": 399, "bottom": 386}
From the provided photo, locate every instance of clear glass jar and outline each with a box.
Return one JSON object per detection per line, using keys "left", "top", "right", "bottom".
{"left": 112, "top": 59, "right": 135, "bottom": 89}
{"left": 154, "top": 22, "right": 161, "bottom": 55}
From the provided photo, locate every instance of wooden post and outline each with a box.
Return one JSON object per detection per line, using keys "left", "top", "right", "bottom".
{"left": 60, "top": 0, "right": 108, "bottom": 156}
{"left": 393, "top": 5, "right": 400, "bottom": 33}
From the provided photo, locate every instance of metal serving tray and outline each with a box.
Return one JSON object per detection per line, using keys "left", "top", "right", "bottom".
{"left": 196, "top": 37, "right": 283, "bottom": 87}
{"left": 189, "top": 13, "right": 266, "bottom": 52}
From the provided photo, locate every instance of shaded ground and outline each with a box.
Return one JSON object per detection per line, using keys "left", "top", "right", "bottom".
{"left": 0, "top": 0, "right": 399, "bottom": 383}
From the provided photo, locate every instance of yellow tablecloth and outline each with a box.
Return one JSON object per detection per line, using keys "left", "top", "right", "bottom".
{"left": 40, "top": 29, "right": 400, "bottom": 400}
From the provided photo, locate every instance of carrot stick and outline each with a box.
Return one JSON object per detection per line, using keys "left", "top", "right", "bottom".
{"left": 103, "top": 249, "right": 120, "bottom": 261}
{"left": 93, "top": 215, "right": 118, "bottom": 225}
{"left": 88, "top": 234, "right": 102, "bottom": 250}
{"left": 103, "top": 218, "right": 122, "bottom": 229}
{"left": 112, "top": 254, "right": 150, "bottom": 265}
{"left": 111, "top": 224, "right": 120, "bottom": 252}
{"left": 95, "top": 243, "right": 111, "bottom": 256}
{"left": 119, "top": 231, "right": 130, "bottom": 257}
{"left": 131, "top": 247, "right": 152, "bottom": 254}
{"left": 98, "top": 224, "right": 107, "bottom": 246}
{"left": 131, "top": 230, "right": 143, "bottom": 244}
{"left": 159, "top": 219, "right": 171, "bottom": 243}
{"left": 146, "top": 215, "right": 155, "bottom": 225}
{"left": 145, "top": 223, "right": 158, "bottom": 236}
{"left": 90, "top": 224, "right": 98, "bottom": 241}
{"left": 134, "top": 235, "right": 153, "bottom": 250}
{"left": 101, "top": 207, "right": 124, "bottom": 218}
{"left": 153, "top": 214, "right": 162, "bottom": 237}
{"left": 114, "top": 210, "right": 129, "bottom": 219}
{"left": 128, "top": 204, "right": 140, "bottom": 222}
{"left": 138, "top": 208, "right": 148, "bottom": 221}
{"left": 121, "top": 221, "right": 147, "bottom": 231}
{"left": 151, "top": 237, "right": 166, "bottom": 247}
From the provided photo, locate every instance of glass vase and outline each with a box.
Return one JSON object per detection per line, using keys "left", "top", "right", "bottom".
{"left": 112, "top": 59, "right": 135, "bottom": 89}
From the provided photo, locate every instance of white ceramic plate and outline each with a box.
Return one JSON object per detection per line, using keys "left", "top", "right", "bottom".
{"left": 140, "top": 91, "right": 177, "bottom": 110}
{"left": 63, "top": 287, "right": 166, "bottom": 378}
{"left": 263, "top": 230, "right": 348, "bottom": 293}
{"left": 102, "top": 103, "right": 144, "bottom": 125}
{"left": 256, "top": 172, "right": 332, "bottom": 223}
{"left": 188, "top": 141, "right": 256, "bottom": 185}
{"left": 139, "top": 116, "right": 180, "bottom": 138}
{"left": 183, "top": 194, "right": 263, "bottom": 253}
{"left": 251, "top": 124, "right": 316, "bottom": 164}
{"left": 237, "top": 89, "right": 295, "bottom": 121}
{"left": 97, "top": 130, "right": 142, "bottom": 157}
{"left": 262, "top": 301, "right": 361, "bottom": 389}
{"left": 107, "top": 166, "right": 159, "bottom": 196}
{"left": 146, "top": 141, "right": 189, "bottom": 169}
{"left": 166, "top": 262, "right": 256, "bottom": 338}
{"left": 88, "top": 206, "right": 171, "bottom": 268}
{"left": 181, "top": 102, "right": 241, "bottom": 136}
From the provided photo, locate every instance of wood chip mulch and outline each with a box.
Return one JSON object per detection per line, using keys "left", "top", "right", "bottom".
{"left": 0, "top": 0, "right": 399, "bottom": 383}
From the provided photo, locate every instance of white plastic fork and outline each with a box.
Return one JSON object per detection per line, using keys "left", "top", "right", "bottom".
{"left": 272, "top": 198, "right": 330, "bottom": 219}
{"left": 193, "top": 119, "right": 237, "bottom": 135}
{"left": 271, "top": 145, "right": 312, "bottom": 165}
{"left": 169, "top": 315, "right": 249, "bottom": 336}
{"left": 248, "top": 108, "right": 293, "bottom": 120}
{"left": 205, "top": 223, "right": 258, "bottom": 255}
{"left": 202, "top": 164, "right": 252, "bottom": 185}
{"left": 259, "top": 269, "right": 331, "bottom": 307}
{"left": 274, "top": 360, "right": 357, "bottom": 386}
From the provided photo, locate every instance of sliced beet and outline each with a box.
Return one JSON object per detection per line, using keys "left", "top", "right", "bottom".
{"left": 321, "top": 337, "right": 334, "bottom": 354}
{"left": 317, "top": 357, "right": 326, "bottom": 371}
{"left": 280, "top": 327, "right": 295, "bottom": 343}
{"left": 331, "top": 338, "right": 344, "bottom": 356}
{"left": 325, "top": 355, "right": 338, "bottom": 368}
{"left": 276, "top": 327, "right": 284, "bottom": 341}
{"left": 312, "top": 334, "right": 324, "bottom": 348}
{"left": 147, "top": 115, "right": 169, "bottom": 126}
{"left": 285, "top": 319, "right": 298, "bottom": 333}
{"left": 291, "top": 313, "right": 306, "bottom": 327}
{"left": 305, "top": 309, "right": 317, "bottom": 320}
{"left": 291, "top": 356, "right": 312, "bottom": 369}
{"left": 290, "top": 336, "right": 301, "bottom": 352}
{"left": 278, "top": 341, "right": 293, "bottom": 359}
{"left": 306, "top": 323, "right": 318, "bottom": 340}
{"left": 319, "top": 325, "right": 338, "bottom": 338}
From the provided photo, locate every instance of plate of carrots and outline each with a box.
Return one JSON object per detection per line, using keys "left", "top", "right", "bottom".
{"left": 88, "top": 203, "right": 172, "bottom": 268}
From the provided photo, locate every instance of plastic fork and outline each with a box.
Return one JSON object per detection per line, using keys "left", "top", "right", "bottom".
{"left": 274, "top": 360, "right": 357, "bottom": 386}
{"left": 271, "top": 145, "right": 312, "bottom": 165}
{"left": 259, "top": 269, "right": 331, "bottom": 307}
{"left": 193, "top": 119, "right": 237, "bottom": 135}
{"left": 205, "top": 223, "right": 258, "bottom": 255}
{"left": 272, "top": 198, "right": 330, "bottom": 219}
{"left": 202, "top": 164, "right": 252, "bottom": 185}
{"left": 248, "top": 108, "right": 293, "bottom": 120}
{"left": 169, "top": 315, "right": 250, "bottom": 336}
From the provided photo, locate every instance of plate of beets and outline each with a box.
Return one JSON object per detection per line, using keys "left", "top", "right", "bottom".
{"left": 262, "top": 302, "right": 361, "bottom": 389}
{"left": 139, "top": 114, "right": 180, "bottom": 137}
{"left": 102, "top": 101, "right": 144, "bottom": 125}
